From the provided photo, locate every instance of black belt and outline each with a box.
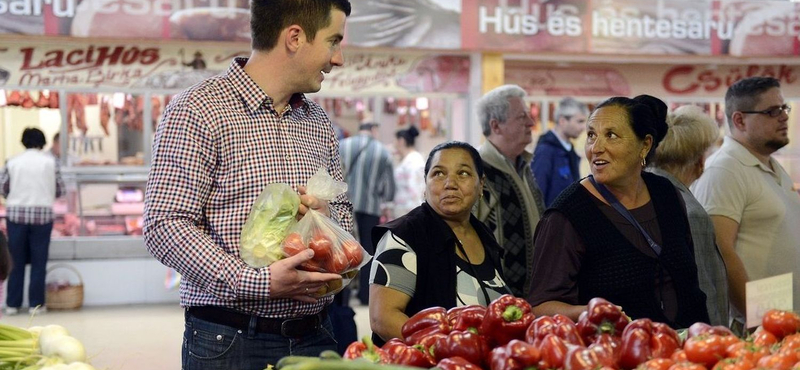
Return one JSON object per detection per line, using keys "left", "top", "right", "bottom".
{"left": 187, "top": 306, "right": 327, "bottom": 338}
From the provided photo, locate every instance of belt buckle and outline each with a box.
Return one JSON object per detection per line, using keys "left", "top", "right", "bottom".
{"left": 281, "top": 317, "right": 312, "bottom": 337}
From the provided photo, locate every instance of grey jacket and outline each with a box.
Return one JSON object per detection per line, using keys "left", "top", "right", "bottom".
{"left": 649, "top": 168, "right": 730, "bottom": 326}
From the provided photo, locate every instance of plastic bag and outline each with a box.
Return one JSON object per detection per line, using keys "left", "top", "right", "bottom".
{"left": 239, "top": 183, "right": 300, "bottom": 268}
{"left": 282, "top": 168, "right": 371, "bottom": 297}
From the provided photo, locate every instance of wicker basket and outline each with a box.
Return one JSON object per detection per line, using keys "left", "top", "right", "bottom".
{"left": 45, "top": 264, "right": 84, "bottom": 310}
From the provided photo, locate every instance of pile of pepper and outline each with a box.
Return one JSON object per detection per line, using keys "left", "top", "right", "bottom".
{"left": 342, "top": 294, "right": 800, "bottom": 370}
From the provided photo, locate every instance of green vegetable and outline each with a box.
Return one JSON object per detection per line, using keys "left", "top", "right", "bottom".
{"left": 240, "top": 183, "right": 301, "bottom": 268}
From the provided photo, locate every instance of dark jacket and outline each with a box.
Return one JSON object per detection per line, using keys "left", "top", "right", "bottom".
{"left": 532, "top": 131, "right": 581, "bottom": 207}
{"left": 371, "top": 202, "right": 505, "bottom": 344}
{"left": 550, "top": 172, "right": 709, "bottom": 328}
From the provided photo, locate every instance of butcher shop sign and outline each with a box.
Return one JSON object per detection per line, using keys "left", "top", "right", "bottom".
{"left": 0, "top": 38, "right": 248, "bottom": 90}
{"left": 0, "top": 38, "right": 471, "bottom": 94}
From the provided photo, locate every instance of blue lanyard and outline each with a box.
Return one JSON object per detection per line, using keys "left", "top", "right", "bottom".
{"left": 588, "top": 175, "right": 662, "bottom": 256}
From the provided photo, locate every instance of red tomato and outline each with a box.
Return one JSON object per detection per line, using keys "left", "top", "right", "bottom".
{"left": 781, "top": 333, "right": 800, "bottom": 353}
{"left": 638, "top": 358, "right": 675, "bottom": 370}
{"left": 762, "top": 310, "right": 800, "bottom": 340}
{"left": 670, "top": 350, "right": 688, "bottom": 363}
{"left": 684, "top": 335, "right": 728, "bottom": 369}
{"left": 726, "top": 341, "right": 769, "bottom": 364}
{"left": 751, "top": 329, "right": 778, "bottom": 348}
{"left": 341, "top": 239, "right": 363, "bottom": 268}
{"left": 308, "top": 232, "right": 333, "bottom": 260}
{"left": 758, "top": 352, "right": 798, "bottom": 370}
{"left": 325, "top": 250, "right": 349, "bottom": 273}
{"left": 711, "top": 358, "right": 754, "bottom": 370}
{"left": 282, "top": 232, "right": 307, "bottom": 256}
{"left": 668, "top": 362, "right": 708, "bottom": 370}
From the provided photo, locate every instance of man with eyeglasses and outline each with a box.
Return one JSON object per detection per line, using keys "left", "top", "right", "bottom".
{"left": 692, "top": 76, "right": 800, "bottom": 332}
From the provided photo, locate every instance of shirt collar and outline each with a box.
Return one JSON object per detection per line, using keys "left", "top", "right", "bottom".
{"left": 226, "top": 57, "right": 310, "bottom": 115}
{"left": 481, "top": 140, "right": 532, "bottom": 176}
{"left": 722, "top": 136, "right": 779, "bottom": 175}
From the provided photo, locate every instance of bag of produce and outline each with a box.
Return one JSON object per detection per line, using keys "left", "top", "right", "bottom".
{"left": 282, "top": 167, "right": 371, "bottom": 297}
{"left": 239, "top": 183, "right": 300, "bottom": 268}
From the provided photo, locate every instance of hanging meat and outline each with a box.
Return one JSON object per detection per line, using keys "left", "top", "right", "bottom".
{"left": 7, "top": 91, "right": 21, "bottom": 106}
{"left": 20, "top": 91, "right": 34, "bottom": 108}
{"left": 49, "top": 91, "right": 59, "bottom": 109}
{"left": 35, "top": 91, "right": 50, "bottom": 108}
{"left": 67, "top": 94, "right": 88, "bottom": 135}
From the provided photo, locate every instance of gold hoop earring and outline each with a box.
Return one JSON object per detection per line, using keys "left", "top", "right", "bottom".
{"left": 641, "top": 157, "right": 647, "bottom": 167}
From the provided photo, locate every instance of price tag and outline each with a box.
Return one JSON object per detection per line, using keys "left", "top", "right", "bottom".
{"left": 746, "top": 273, "right": 793, "bottom": 328}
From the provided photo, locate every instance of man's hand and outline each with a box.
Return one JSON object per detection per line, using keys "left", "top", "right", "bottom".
{"left": 297, "top": 185, "right": 330, "bottom": 219}
{"left": 269, "top": 249, "right": 342, "bottom": 303}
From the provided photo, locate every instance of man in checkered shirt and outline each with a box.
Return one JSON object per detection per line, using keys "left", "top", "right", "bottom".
{"left": 143, "top": 1, "right": 353, "bottom": 368}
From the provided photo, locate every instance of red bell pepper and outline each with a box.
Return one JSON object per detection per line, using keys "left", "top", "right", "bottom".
{"left": 538, "top": 334, "right": 570, "bottom": 369}
{"left": 417, "top": 331, "right": 447, "bottom": 352}
{"left": 488, "top": 339, "right": 541, "bottom": 370}
{"left": 343, "top": 336, "right": 390, "bottom": 364}
{"left": 564, "top": 344, "right": 616, "bottom": 370}
{"left": 525, "top": 313, "right": 585, "bottom": 347}
{"left": 617, "top": 318, "right": 681, "bottom": 370}
{"left": 402, "top": 307, "right": 450, "bottom": 345}
{"left": 576, "top": 297, "right": 630, "bottom": 344}
{"left": 592, "top": 333, "right": 622, "bottom": 364}
{"left": 381, "top": 338, "right": 436, "bottom": 367}
{"left": 432, "top": 330, "right": 490, "bottom": 368}
{"left": 479, "top": 294, "right": 535, "bottom": 346}
{"left": 437, "top": 356, "right": 483, "bottom": 370}
{"left": 447, "top": 305, "right": 487, "bottom": 333}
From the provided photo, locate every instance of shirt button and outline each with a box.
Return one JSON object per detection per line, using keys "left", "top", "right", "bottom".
{"left": 286, "top": 154, "right": 291, "bottom": 161}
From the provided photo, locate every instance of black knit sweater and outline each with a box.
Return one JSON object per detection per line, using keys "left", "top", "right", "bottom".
{"left": 550, "top": 172, "right": 709, "bottom": 328}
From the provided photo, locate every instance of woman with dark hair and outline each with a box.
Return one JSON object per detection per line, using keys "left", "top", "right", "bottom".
{"left": 528, "top": 95, "right": 710, "bottom": 329}
{"left": 369, "top": 141, "right": 510, "bottom": 344}
{"left": 390, "top": 126, "right": 425, "bottom": 219}
{"left": 1, "top": 128, "right": 65, "bottom": 315}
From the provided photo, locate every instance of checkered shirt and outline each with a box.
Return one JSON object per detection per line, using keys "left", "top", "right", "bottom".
{"left": 1, "top": 155, "right": 65, "bottom": 225}
{"left": 144, "top": 58, "right": 354, "bottom": 318}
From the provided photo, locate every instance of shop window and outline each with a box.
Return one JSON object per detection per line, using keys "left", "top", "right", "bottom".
{"left": 0, "top": 89, "right": 62, "bottom": 164}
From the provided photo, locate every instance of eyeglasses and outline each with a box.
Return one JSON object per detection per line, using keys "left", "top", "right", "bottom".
{"left": 740, "top": 104, "right": 792, "bottom": 118}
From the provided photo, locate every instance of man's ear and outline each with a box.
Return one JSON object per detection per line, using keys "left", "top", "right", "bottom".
{"left": 730, "top": 111, "right": 746, "bottom": 131}
{"left": 489, "top": 119, "right": 502, "bottom": 134}
{"left": 284, "top": 25, "right": 304, "bottom": 53}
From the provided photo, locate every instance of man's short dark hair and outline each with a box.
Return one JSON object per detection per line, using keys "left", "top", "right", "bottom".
{"left": 21, "top": 127, "right": 46, "bottom": 149}
{"left": 250, "top": 0, "right": 351, "bottom": 51}
{"left": 725, "top": 77, "right": 781, "bottom": 127}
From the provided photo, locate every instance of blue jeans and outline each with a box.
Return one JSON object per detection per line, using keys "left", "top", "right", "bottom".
{"left": 182, "top": 310, "right": 338, "bottom": 370}
{"left": 6, "top": 221, "right": 52, "bottom": 309}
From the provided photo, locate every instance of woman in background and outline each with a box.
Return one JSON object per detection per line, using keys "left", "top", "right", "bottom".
{"left": 647, "top": 105, "right": 728, "bottom": 326}
{"left": 1, "top": 128, "right": 65, "bottom": 315}
{"left": 390, "top": 126, "right": 426, "bottom": 219}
